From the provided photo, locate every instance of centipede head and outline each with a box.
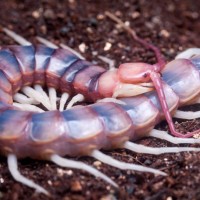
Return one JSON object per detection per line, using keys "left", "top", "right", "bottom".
{"left": 112, "top": 62, "right": 155, "bottom": 98}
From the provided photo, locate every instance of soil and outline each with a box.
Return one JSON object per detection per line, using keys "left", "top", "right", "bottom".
{"left": 0, "top": 0, "right": 200, "bottom": 200}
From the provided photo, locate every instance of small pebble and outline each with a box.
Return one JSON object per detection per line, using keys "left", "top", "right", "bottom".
{"left": 44, "top": 9, "right": 55, "bottom": 19}
{"left": 71, "top": 180, "right": 82, "bottom": 192}
{"left": 79, "top": 43, "right": 87, "bottom": 53}
{"left": 32, "top": 10, "right": 40, "bottom": 19}
{"left": 131, "top": 11, "right": 140, "bottom": 19}
{"left": 104, "top": 42, "right": 112, "bottom": 51}
{"left": 166, "top": 197, "right": 173, "bottom": 200}
{"left": 93, "top": 160, "right": 102, "bottom": 167}
{"left": 97, "top": 14, "right": 105, "bottom": 20}
{"left": 0, "top": 178, "right": 4, "bottom": 183}
{"left": 160, "top": 29, "right": 170, "bottom": 38}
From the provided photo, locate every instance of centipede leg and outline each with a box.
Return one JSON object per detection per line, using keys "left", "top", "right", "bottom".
{"left": 7, "top": 154, "right": 49, "bottom": 195}
{"left": 66, "top": 94, "right": 84, "bottom": 109}
{"left": 59, "top": 93, "right": 69, "bottom": 111}
{"left": 90, "top": 150, "right": 166, "bottom": 175}
{"left": 174, "top": 110, "right": 200, "bottom": 120}
{"left": 149, "top": 129, "right": 200, "bottom": 143}
{"left": 36, "top": 36, "right": 85, "bottom": 60}
{"left": 175, "top": 48, "right": 200, "bottom": 59}
{"left": 50, "top": 154, "right": 118, "bottom": 188}
{"left": 2, "top": 28, "right": 31, "bottom": 46}
{"left": 48, "top": 87, "right": 57, "bottom": 110}
{"left": 34, "top": 85, "right": 51, "bottom": 104}
{"left": 13, "top": 93, "right": 39, "bottom": 105}
{"left": 22, "top": 86, "right": 52, "bottom": 110}
{"left": 124, "top": 141, "right": 200, "bottom": 155}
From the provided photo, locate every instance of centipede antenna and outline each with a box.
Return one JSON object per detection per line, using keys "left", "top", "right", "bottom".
{"left": 13, "top": 93, "right": 39, "bottom": 105}
{"left": 7, "top": 154, "right": 49, "bottom": 195}
{"left": 22, "top": 86, "right": 52, "bottom": 110}
{"left": 124, "top": 141, "right": 200, "bottom": 155}
{"left": 50, "top": 154, "right": 118, "bottom": 188}
{"left": 36, "top": 36, "right": 58, "bottom": 48}
{"left": 174, "top": 110, "right": 200, "bottom": 120}
{"left": 175, "top": 48, "right": 200, "bottom": 59}
{"left": 98, "top": 55, "right": 115, "bottom": 70}
{"left": 2, "top": 28, "right": 32, "bottom": 46}
{"left": 90, "top": 150, "right": 166, "bottom": 176}
{"left": 149, "top": 129, "right": 200, "bottom": 144}
{"left": 105, "top": 11, "right": 165, "bottom": 68}
{"left": 13, "top": 103, "right": 45, "bottom": 112}
{"left": 60, "top": 43, "right": 85, "bottom": 60}
{"left": 59, "top": 93, "right": 69, "bottom": 111}
{"left": 66, "top": 94, "right": 85, "bottom": 109}
{"left": 48, "top": 87, "right": 57, "bottom": 110}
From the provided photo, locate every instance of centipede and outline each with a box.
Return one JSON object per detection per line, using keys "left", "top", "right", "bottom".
{"left": 0, "top": 12, "right": 200, "bottom": 196}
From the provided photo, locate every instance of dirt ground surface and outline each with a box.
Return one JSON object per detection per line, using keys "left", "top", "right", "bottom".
{"left": 0, "top": 0, "right": 200, "bottom": 200}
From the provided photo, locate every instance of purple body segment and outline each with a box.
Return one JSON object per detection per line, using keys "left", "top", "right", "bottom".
{"left": 46, "top": 48, "right": 79, "bottom": 88}
{"left": 29, "top": 111, "right": 65, "bottom": 143}
{"left": 162, "top": 59, "right": 200, "bottom": 104}
{"left": 120, "top": 96, "right": 159, "bottom": 138}
{"left": 61, "top": 106, "right": 103, "bottom": 140}
{"left": 6, "top": 45, "right": 35, "bottom": 86}
{"left": 60, "top": 60, "right": 92, "bottom": 93}
{"left": 34, "top": 45, "right": 55, "bottom": 85}
{"left": 0, "top": 70, "right": 12, "bottom": 93}
{"left": 0, "top": 49, "right": 22, "bottom": 92}
{"left": 0, "top": 109, "right": 30, "bottom": 140}
{"left": 61, "top": 106, "right": 105, "bottom": 155}
{"left": 90, "top": 102, "right": 133, "bottom": 147}
{"left": 73, "top": 66, "right": 106, "bottom": 100}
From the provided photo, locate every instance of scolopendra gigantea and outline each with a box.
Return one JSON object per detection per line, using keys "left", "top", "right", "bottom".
{"left": 0, "top": 11, "right": 200, "bottom": 197}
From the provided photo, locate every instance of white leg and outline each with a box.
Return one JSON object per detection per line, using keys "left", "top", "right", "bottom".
{"left": 8, "top": 154, "right": 49, "bottom": 195}
{"left": 36, "top": 36, "right": 58, "bottom": 48}
{"left": 90, "top": 150, "right": 166, "bottom": 175}
{"left": 50, "top": 154, "right": 118, "bottom": 188}
{"left": 149, "top": 129, "right": 200, "bottom": 144}
{"left": 174, "top": 110, "right": 200, "bottom": 120}
{"left": 124, "top": 141, "right": 200, "bottom": 155}
{"left": 59, "top": 93, "right": 69, "bottom": 111}
{"left": 175, "top": 48, "right": 200, "bottom": 59}
{"left": 22, "top": 86, "right": 51, "bottom": 110}
{"left": 97, "top": 97, "right": 126, "bottom": 105}
{"left": 60, "top": 43, "right": 85, "bottom": 60}
{"left": 66, "top": 94, "right": 84, "bottom": 109}
{"left": 3, "top": 28, "right": 32, "bottom": 46}
{"left": 48, "top": 87, "right": 57, "bottom": 110}
{"left": 98, "top": 55, "right": 116, "bottom": 70}
{"left": 13, "top": 93, "right": 39, "bottom": 105}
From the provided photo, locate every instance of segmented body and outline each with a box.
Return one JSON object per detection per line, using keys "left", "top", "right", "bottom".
{"left": 0, "top": 45, "right": 200, "bottom": 159}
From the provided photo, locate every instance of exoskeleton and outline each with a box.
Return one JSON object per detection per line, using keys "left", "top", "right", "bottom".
{"left": 0, "top": 12, "right": 200, "bottom": 195}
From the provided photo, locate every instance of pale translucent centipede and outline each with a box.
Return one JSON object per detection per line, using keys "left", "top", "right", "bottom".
{"left": 0, "top": 13, "right": 200, "bottom": 196}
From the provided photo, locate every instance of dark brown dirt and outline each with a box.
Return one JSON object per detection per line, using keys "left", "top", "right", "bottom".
{"left": 0, "top": 0, "right": 200, "bottom": 200}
